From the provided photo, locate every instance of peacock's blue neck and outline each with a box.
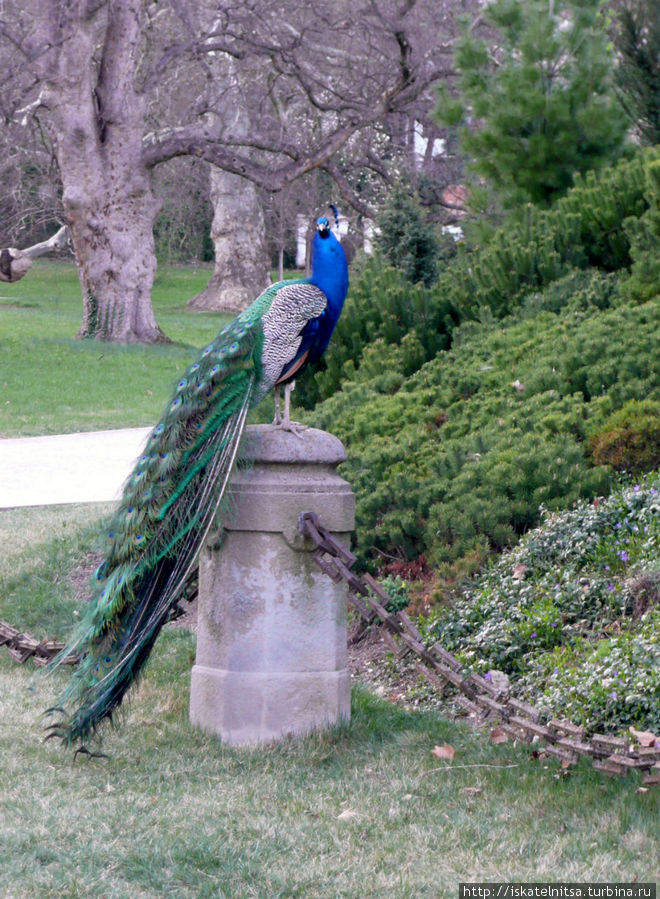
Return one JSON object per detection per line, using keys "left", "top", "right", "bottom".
{"left": 309, "top": 231, "right": 349, "bottom": 314}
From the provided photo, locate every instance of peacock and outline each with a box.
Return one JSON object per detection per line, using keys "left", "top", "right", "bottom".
{"left": 47, "top": 209, "right": 349, "bottom": 747}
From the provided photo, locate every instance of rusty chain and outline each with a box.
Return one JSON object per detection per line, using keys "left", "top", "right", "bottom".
{"left": 0, "top": 621, "right": 73, "bottom": 667}
{"left": 298, "top": 511, "right": 660, "bottom": 787}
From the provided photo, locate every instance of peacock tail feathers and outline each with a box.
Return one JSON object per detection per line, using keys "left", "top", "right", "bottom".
{"left": 47, "top": 216, "right": 348, "bottom": 748}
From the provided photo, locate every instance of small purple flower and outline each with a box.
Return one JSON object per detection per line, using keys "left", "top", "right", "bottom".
{"left": 616, "top": 522, "right": 622, "bottom": 529}
{"left": 607, "top": 584, "right": 615, "bottom": 592}
{"left": 618, "top": 550, "right": 629, "bottom": 562}
{"left": 604, "top": 565, "right": 610, "bottom": 571}
{"left": 651, "top": 488, "right": 658, "bottom": 495}
{"left": 610, "top": 691, "right": 617, "bottom": 700}
{"left": 634, "top": 485, "right": 641, "bottom": 492}
{"left": 551, "top": 621, "right": 558, "bottom": 627}
{"left": 553, "top": 667, "right": 559, "bottom": 675}
{"left": 530, "top": 631, "right": 537, "bottom": 639}
{"left": 484, "top": 672, "right": 492, "bottom": 681}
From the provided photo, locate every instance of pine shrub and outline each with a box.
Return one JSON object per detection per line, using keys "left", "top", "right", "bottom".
{"left": 300, "top": 149, "right": 656, "bottom": 409}
{"left": 309, "top": 294, "right": 660, "bottom": 570}
{"left": 589, "top": 399, "right": 660, "bottom": 474}
{"left": 374, "top": 187, "right": 439, "bottom": 287}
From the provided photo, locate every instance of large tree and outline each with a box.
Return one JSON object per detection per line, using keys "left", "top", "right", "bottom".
{"left": 614, "top": 0, "right": 660, "bottom": 145}
{"left": 2, "top": 0, "right": 460, "bottom": 342}
{"left": 436, "top": 0, "right": 629, "bottom": 211}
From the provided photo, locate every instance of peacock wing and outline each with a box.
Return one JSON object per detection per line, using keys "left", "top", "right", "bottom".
{"left": 259, "top": 281, "right": 328, "bottom": 388}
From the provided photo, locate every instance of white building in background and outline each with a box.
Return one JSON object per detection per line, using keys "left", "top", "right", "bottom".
{"left": 294, "top": 121, "right": 463, "bottom": 267}
{"left": 296, "top": 213, "right": 353, "bottom": 268}
{"left": 413, "top": 122, "right": 446, "bottom": 164}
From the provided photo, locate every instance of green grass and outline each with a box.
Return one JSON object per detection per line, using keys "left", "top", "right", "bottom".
{"left": 0, "top": 507, "right": 658, "bottom": 897}
{"left": 0, "top": 260, "right": 298, "bottom": 437}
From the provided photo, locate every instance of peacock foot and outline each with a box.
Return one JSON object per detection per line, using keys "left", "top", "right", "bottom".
{"left": 274, "top": 418, "right": 308, "bottom": 438}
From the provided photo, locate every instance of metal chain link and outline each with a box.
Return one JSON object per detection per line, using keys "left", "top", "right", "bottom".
{"left": 298, "top": 511, "right": 660, "bottom": 786}
{"left": 0, "top": 621, "right": 73, "bottom": 667}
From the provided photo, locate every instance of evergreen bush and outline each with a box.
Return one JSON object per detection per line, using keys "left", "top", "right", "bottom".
{"left": 309, "top": 294, "right": 660, "bottom": 571}
{"left": 589, "top": 399, "right": 660, "bottom": 474}
{"left": 622, "top": 155, "right": 660, "bottom": 301}
{"left": 374, "top": 186, "right": 439, "bottom": 287}
{"left": 300, "top": 149, "right": 656, "bottom": 409}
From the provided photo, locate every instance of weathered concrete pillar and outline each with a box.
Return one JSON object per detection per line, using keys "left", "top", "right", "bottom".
{"left": 189, "top": 424, "right": 354, "bottom": 745}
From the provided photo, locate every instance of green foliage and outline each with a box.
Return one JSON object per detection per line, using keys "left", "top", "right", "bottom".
{"left": 622, "top": 155, "right": 660, "bottom": 301}
{"left": 614, "top": 0, "right": 660, "bottom": 145}
{"left": 423, "top": 477, "right": 660, "bottom": 734}
{"left": 437, "top": 0, "right": 629, "bottom": 209}
{"left": 373, "top": 186, "right": 439, "bottom": 286}
{"left": 309, "top": 286, "right": 660, "bottom": 570}
{"left": 296, "top": 257, "right": 456, "bottom": 408}
{"left": 589, "top": 399, "right": 660, "bottom": 474}
{"left": 377, "top": 575, "right": 412, "bottom": 614}
{"left": 300, "top": 150, "right": 654, "bottom": 410}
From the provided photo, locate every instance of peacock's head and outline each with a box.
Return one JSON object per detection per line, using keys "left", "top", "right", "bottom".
{"left": 317, "top": 204, "right": 340, "bottom": 238}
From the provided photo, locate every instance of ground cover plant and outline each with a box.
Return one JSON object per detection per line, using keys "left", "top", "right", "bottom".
{"left": 0, "top": 506, "right": 658, "bottom": 896}
{"left": 422, "top": 476, "right": 660, "bottom": 736}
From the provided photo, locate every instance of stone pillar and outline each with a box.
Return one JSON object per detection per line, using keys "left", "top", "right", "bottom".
{"left": 189, "top": 424, "right": 354, "bottom": 745}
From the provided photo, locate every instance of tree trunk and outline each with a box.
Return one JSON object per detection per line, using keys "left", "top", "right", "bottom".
{"left": 64, "top": 175, "right": 164, "bottom": 342}
{"left": 188, "top": 167, "right": 270, "bottom": 314}
{"left": 41, "top": 0, "right": 167, "bottom": 343}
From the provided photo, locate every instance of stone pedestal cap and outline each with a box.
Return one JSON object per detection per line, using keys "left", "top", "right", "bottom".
{"left": 225, "top": 424, "right": 355, "bottom": 537}
{"left": 239, "top": 423, "right": 347, "bottom": 465}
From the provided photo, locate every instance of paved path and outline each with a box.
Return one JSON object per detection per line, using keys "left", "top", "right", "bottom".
{"left": 0, "top": 427, "right": 152, "bottom": 509}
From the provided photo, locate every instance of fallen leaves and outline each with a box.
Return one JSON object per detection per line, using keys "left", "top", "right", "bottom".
{"left": 512, "top": 563, "right": 528, "bottom": 581}
{"left": 490, "top": 726, "right": 509, "bottom": 745}
{"left": 629, "top": 726, "right": 659, "bottom": 748}
{"left": 462, "top": 787, "right": 482, "bottom": 797}
{"left": 337, "top": 809, "right": 362, "bottom": 822}
{"left": 431, "top": 744, "right": 455, "bottom": 762}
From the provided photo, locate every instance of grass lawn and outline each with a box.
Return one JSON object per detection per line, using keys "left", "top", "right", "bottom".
{"left": 0, "top": 264, "right": 657, "bottom": 896}
{"left": 0, "top": 504, "right": 658, "bottom": 897}
{"left": 0, "top": 260, "right": 297, "bottom": 437}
